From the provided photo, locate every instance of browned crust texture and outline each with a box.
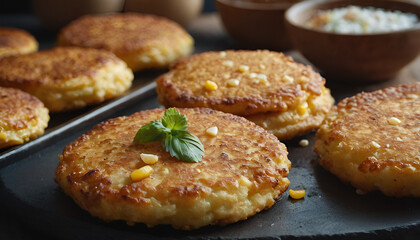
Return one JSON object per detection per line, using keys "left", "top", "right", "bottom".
{"left": 156, "top": 50, "right": 325, "bottom": 115}
{"left": 56, "top": 108, "right": 291, "bottom": 229}
{"left": 314, "top": 82, "right": 420, "bottom": 197}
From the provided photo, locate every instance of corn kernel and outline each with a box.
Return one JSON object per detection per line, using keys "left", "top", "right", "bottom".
{"left": 259, "top": 78, "right": 269, "bottom": 85}
{"left": 223, "top": 60, "right": 234, "bottom": 67}
{"left": 289, "top": 189, "right": 305, "bottom": 199}
{"left": 396, "top": 137, "right": 403, "bottom": 141}
{"left": 257, "top": 73, "right": 267, "bottom": 81}
{"left": 283, "top": 75, "right": 294, "bottom": 83}
{"left": 204, "top": 80, "right": 218, "bottom": 91}
{"left": 219, "top": 51, "right": 226, "bottom": 58}
{"left": 297, "top": 102, "right": 308, "bottom": 115}
{"left": 249, "top": 73, "right": 257, "bottom": 78}
{"left": 206, "top": 126, "right": 218, "bottom": 137}
{"left": 227, "top": 79, "right": 240, "bottom": 87}
{"left": 299, "top": 139, "right": 309, "bottom": 147}
{"left": 388, "top": 117, "right": 401, "bottom": 125}
{"left": 238, "top": 176, "right": 252, "bottom": 187}
{"left": 407, "top": 94, "right": 418, "bottom": 99}
{"left": 298, "top": 76, "right": 309, "bottom": 83}
{"left": 0, "top": 132, "right": 6, "bottom": 140}
{"left": 30, "top": 119, "right": 38, "bottom": 126}
{"left": 370, "top": 141, "right": 381, "bottom": 149}
{"left": 238, "top": 65, "right": 249, "bottom": 73}
{"left": 131, "top": 166, "right": 153, "bottom": 182}
{"left": 140, "top": 153, "right": 158, "bottom": 164}
{"left": 259, "top": 64, "right": 266, "bottom": 69}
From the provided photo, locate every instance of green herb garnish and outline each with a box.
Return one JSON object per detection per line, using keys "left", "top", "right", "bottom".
{"left": 134, "top": 108, "right": 204, "bottom": 163}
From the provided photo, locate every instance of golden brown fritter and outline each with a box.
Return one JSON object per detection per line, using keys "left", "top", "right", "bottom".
{"left": 56, "top": 108, "right": 291, "bottom": 229}
{"left": 0, "top": 27, "right": 38, "bottom": 58}
{"left": 157, "top": 50, "right": 325, "bottom": 116}
{"left": 0, "top": 87, "right": 49, "bottom": 149}
{"left": 57, "top": 13, "right": 194, "bottom": 72}
{"left": 314, "top": 83, "right": 420, "bottom": 197}
{"left": 0, "top": 47, "right": 133, "bottom": 112}
{"left": 248, "top": 87, "right": 334, "bottom": 140}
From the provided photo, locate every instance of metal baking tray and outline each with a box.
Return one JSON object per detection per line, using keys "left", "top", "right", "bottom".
{"left": 1, "top": 14, "right": 419, "bottom": 240}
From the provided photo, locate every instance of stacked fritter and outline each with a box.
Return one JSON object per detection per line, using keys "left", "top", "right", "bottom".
{"left": 156, "top": 50, "right": 334, "bottom": 140}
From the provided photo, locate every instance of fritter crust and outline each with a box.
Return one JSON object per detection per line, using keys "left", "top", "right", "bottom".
{"left": 0, "top": 27, "right": 38, "bottom": 58}
{"left": 56, "top": 108, "right": 291, "bottom": 229}
{"left": 248, "top": 87, "right": 334, "bottom": 140}
{"left": 0, "top": 47, "right": 133, "bottom": 112}
{"left": 156, "top": 50, "right": 325, "bottom": 116}
{"left": 314, "top": 83, "right": 420, "bottom": 197}
{"left": 0, "top": 87, "right": 49, "bottom": 148}
{"left": 57, "top": 13, "right": 194, "bottom": 72}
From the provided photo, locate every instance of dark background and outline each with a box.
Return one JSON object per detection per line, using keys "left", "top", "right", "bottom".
{"left": 0, "top": 0, "right": 216, "bottom": 14}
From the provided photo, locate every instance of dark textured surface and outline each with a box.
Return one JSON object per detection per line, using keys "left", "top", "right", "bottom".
{"left": 0, "top": 12, "right": 420, "bottom": 240}
{"left": 0, "top": 110, "right": 420, "bottom": 239}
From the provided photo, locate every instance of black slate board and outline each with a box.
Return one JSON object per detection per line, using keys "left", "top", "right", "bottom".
{"left": 1, "top": 86, "right": 420, "bottom": 240}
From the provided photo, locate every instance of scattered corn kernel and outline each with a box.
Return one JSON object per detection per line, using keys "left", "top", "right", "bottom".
{"left": 204, "top": 80, "right": 218, "bottom": 91}
{"left": 131, "top": 165, "right": 153, "bottom": 182}
{"left": 258, "top": 78, "right": 269, "bottom": 85}
{"left": 299, "top": 139, "right": 309, "bottom": 147}
{"left": 249, "top": 72, "right": 257, "bottom": 78}
{"left": 227, "top": 79, "right": 240, "bottom": 87}
{"left": 370, "top": 141, "right": 381, "bottom": 149}
{"left": 297, "top": 102, "right": 308, "bottom": 115}
{"left": 283, "top": 75, "right": 294, "bottom": 83}
{"left": 162, "top": 167, "right": 169, "bottom": 174}
{"left": 298, "top": 76, "right": 309, "bottom": 83}
{"left": 220, "top": 51, "right": 226, "bottom": 57}
{"left": 140, "top": 153, "right": 158, "bottom": 164}
{"left": 396, "top": 137, "right": 403, "bottom": 141}
{"left": 238, "top": 65, "right": 249, "bottom": 73}
{"left": 257, "top": 73, "right": 267, "bottom": 80}
{"left": 407, "top": 94, "right": 418, "bottom": 99}
{"left": 223, "top": 73, "right": 231, "bottom": 79}
{"left": 0, "top": 132, "right": 6, "bottom": 140}
{"left": 259, "top": 64, "right": 266, "bottom": 69}
{"left": 388, "top": 117, "right": 401, "bottom": 125}
{"left": 238, "top": 176, "right": 252, "bottom": 187}
{"left": 223, "top": 60, "right": 234, "bottom": 67}
{"left": 206, "top": 126, "right": 218, "bottom": 137}
{"left": 289, "top": 189, "right": 305, "bottom": 199}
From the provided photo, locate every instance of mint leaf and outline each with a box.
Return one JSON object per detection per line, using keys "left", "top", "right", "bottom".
{"left": 161, "top": 108, "right": 187, "bottom": 131}
{"left": 164, "top": 130, "right": 204, "bottom": 163}
{"left": 133, "top": 120, "right": 169, "bottom": 143}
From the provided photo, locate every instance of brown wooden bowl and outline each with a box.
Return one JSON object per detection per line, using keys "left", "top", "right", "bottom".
{"left": 216, "top": 0, "right": 302, "bottom": 51}
{"left": 285, "top": 0, "right": 420, "bottom": 82}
